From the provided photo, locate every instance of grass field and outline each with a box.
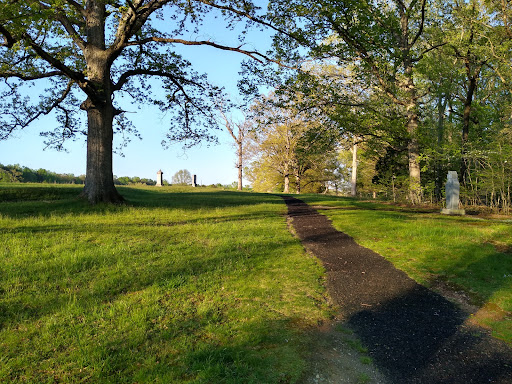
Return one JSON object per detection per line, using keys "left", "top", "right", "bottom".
{"left": 299, "top": 194, "right": 512, "bottom": 344}
{"left": 2, "top": 184, "right": 511, "bottom": 383}
{"left": 0, "top": 184, "right": 331, "bottom": 383}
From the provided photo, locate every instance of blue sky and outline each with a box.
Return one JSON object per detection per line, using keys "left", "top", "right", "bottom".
{"left": 0, "top": 6, "right": 274, "bottom": 185}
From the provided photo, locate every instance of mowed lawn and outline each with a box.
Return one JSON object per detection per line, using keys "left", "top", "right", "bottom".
{"left": 299, "top": 194, "right": 512, "bottom": 345}
{"left": 0, "top": 184, "right": 330, "bottom": 383}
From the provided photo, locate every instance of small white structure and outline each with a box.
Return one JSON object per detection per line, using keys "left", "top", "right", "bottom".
{"left": 156, "top": 170, "right": 163, "bottom": 187}
{"left": 441, "top": 171, "right": 465, "bottom": 215}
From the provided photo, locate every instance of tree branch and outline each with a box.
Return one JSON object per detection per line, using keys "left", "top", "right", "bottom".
{"left": 113, "top": 68, "right": 204, "bottom": 91}
{"left": 125, "top": 37, "right": 294, "bottom": 68}
{"left": 0, "top": 70, "right": 64, "bottom": 80}
{"left": 196, "top": 0, "right": 297, "bottom": 40}
{"left": 22, "top": 32, "right": 86, "bottom": 85}
{"left": 64, "top": 0, "right": 87, "bottom": 17}
{"left": 0, "top": 24, "right": 16, "bottom": 48}
{"left": 410, "top": 0, "right": 427, "bottom": 48}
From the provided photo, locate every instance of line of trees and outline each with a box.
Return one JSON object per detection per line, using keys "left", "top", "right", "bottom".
{"left": 251, "top": 0, "right": 512, "bottom": 211}
{"left": 3, "top": 1, "right": 512, "bottom": 210}
{"left": 0, "top": 163, "right": 85, "bottom": 184}
{"left": 0, "top": 163, "right": 161, "bottom": 186}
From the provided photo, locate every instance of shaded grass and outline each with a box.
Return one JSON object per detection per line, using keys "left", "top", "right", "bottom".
{"left": 298, "top": 194, "right": 512, "bottom": 344}
{"left": 0, "top": 185, "right": 331, "bottom": 383}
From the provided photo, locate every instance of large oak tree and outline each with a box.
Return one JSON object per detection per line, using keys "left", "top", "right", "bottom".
{"left": 0, "top": 0, "right": 280, "bottom": 203}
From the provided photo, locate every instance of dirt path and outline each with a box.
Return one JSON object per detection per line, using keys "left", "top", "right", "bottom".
{"left": 283, "top": 196, "right": 512, "bottom": 384}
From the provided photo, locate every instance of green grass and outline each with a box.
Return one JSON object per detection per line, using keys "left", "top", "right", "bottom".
{"left": 0, "top": 184, "right": 331, "bottom": 383}
{"left": 299, "top": 194, "right": 512, "bottom": 344}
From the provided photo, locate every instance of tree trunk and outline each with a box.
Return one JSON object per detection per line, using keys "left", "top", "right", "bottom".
{"left": 404, "top": 63, "right": 422, "bottom": 204}
{"left": 407, "top": 119, "right": 422, "bottom": 204}
{"left": 351, "top": 139, "right": 358, "bottom": 197}
{"left": 399, "top": 5, "right": 422, "bottom": 205}
{"left": 80, "top": 98, "right": 124, "bottom": 204}
{"left": 78, "top": 2, "right": 123, "bottom": 204}
{"left": 237, "top": 141, "right": 243, "bottom": 191}
{"left": 295, "top": 167, "right": 301, "bottom": 194}
{"left": 461, "top": 74, "right": 477, "bottom": 187}
{"left": 283, "top": 161, "right": 290, "bottom": 193}
{"left": 435, "top": 94, "right": 447, "bottom": 201}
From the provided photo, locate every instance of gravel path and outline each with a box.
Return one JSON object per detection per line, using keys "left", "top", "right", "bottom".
{"left": 283, "top": 196, "right": 512, "bottom": 384}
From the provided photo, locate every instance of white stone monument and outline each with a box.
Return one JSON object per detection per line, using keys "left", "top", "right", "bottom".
{"left": 441, "top": 171, "right": 465, "bottom": 215}
{"left": 156, "top": 170, "right": 163, "bottom": 187}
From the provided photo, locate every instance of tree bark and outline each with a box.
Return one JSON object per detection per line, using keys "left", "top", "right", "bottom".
{"left": 461, "top": 73, "right": 477, "bottom": 186}
{"left": 403, "top": 62, "right": 422, "bottom": 204}
{"left": 399, "top": 5, "right": 422, "bottom": 205}
{"left": 283, "top": 161, "right": 290, "bottom": 193}
{"left": 80, "top": 98, "right": 124, "bottom": 204}
{"left": 295, "top": 167, "right": 301, "bottom": 194}
{"left": 79, "top": 8, "right": 123, "bottom": 204}
{"left": 77, "top": 2, "right": 123, "bottom": 204}
{"left": 237, "top": 140, "right": 243, "bottom": 191}
{"left": 351, "top": 139, "right": 358, "bottom": 197}
{"left": 435, "top": 94, "right": 447, "bottom": 201}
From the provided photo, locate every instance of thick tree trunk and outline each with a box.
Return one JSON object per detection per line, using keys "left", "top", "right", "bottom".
{"left": 351, "top": 139, "right": 358, "bottom": 197}
{"left": 80, "top": 99, "right": 124, "bottom": 204}
{"left": 76, "top": 2, "right": 123, "bottom": 204}
{"left": 461, "top": 75, "right": 477, "bottom": 187}
{"left": 404, "top": 65, "right": 422, "bottom": 204}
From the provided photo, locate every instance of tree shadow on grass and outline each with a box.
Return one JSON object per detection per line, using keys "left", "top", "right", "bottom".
{"left": 0, "top": 186, "right": 283, "bottom": 218}
{"left": 283, "top": 195, "right": 512, "bottom": 384}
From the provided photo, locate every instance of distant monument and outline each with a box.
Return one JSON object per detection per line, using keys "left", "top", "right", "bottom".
{"left": 156, "top": 170, "right": 163, "bottom": 187}
{"left": 192, "top": 174, "right": 197, "bottom": 188}
{"left": 441, "top": 171, "right": 465, "bottom": 215}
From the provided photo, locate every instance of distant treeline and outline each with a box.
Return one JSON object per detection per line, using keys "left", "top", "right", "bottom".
{"left": 0, "top": 163, "right": 86, "bottom": 184}
{"left": 0, "top": 164, "right": 158, "bottom": 186}
{"left": 114, "top": 176, "right": 158, "bottom": 186}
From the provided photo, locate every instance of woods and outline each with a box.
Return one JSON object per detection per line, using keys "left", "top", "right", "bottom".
{"left": 1, "top": 1, "right": 512, "bottom": 210}
{"left": 254, "top": 0, "right": 512, "bottom": 211}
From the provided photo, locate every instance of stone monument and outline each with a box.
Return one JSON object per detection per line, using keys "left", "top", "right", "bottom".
{"left": 441, "top": 171, "right": 465, "bottom": 215}
{"left": 156, "top": 170, "right": 163, "bottom": 187}
{"left": 192, "top": 174, "right": 197, "bottom": 188}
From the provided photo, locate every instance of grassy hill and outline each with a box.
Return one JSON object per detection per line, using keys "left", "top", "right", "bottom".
{"left": 0, "top": 184, "right": 330, "bottom": 383}
{"left": 1, "top": 184, "right": 510, "bottom": 383}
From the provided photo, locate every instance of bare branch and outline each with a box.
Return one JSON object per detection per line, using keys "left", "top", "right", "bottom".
{"left": 410, "top": 0, "right": 427, "bottom": 47}
{"left": 1, "top": 80, "right": 75, "bottom": 141}
{"left": 125, "top": 37, "right": 295, "bottom": 68}
{"left": 412, "top": 42, "right": 446, "bottom": 63}
{"left": 113, "top": 68, "right": 204, "bottom": 91}
{"left": 196, "top": 0, "right": 297, "bottom": 40}
{"left": 0, "top": 70, "right": 64, "bottom": 80}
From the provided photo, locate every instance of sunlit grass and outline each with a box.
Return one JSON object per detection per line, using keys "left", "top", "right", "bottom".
{"left": 299, "top": 194, "right": 512, "bottom": 344}
{"left": 0, "top": 185, "right": 330, "bottom": 383}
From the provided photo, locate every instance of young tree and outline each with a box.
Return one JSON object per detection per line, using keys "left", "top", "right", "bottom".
{"left": 171, "top": 169, "right": 192, "bottom": 185}
{"left": 0, "top": 0, "right": 283, "bottom": 203}
{"left": 216, "top": 103, "right": 251, "bottom": 191}
{"left": 246, "top": 93, "right": 339, "bottom": 193}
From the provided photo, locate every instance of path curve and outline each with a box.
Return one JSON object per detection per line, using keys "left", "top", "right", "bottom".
{"left": 283, "top": 195, "right": 512, "bottom": 384}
